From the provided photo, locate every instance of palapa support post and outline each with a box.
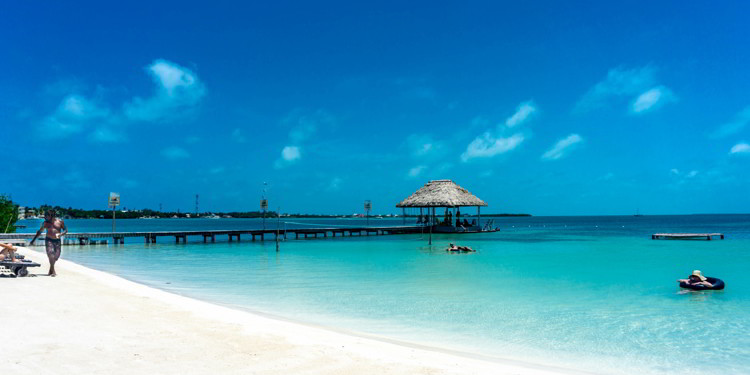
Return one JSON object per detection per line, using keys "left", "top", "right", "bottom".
{"left": 478, "top": 206, "right": 481, "bottom": 231}
{"left": 429, "top": 207, "right": 434, "bottom": 245}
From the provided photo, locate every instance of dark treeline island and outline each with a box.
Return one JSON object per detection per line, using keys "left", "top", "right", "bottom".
{"left": 35, "top": 205, "right": 279, "bottom": 219}
{"left": 23, "top": 204, "right": 531, "bottom": 220}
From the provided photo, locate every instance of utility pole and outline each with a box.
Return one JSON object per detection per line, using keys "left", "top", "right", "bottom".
{"left": 195, "top": 194, "right": 199, "bottom": 217}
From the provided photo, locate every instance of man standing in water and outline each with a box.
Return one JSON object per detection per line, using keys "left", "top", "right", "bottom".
{"left": 30, "top": 210, "right": 67, "bottom": 276}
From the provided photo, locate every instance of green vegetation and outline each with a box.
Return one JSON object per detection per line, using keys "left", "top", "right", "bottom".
{"left": 0, "top": 195, "right": 19, "bottom": 233}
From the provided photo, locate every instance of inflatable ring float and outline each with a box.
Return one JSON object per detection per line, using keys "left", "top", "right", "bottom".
{"left": 680, "top": 277, "right": 725, "bottom": 291}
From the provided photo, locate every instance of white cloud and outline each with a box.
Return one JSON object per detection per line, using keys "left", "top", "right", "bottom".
{"left": 505, "top": 101, "right": 537, "bottom": 127}
{"left": 37, "top": 59, "right": 204, "bottom": 142}
{"left": 713, "top": 107, "right": 750, "bottom": 138}
{"left": 461, "top": 133, "right": 524, "bottom": 162}
{"left": 541, "top": 134, "right": 583, "bottom": 160}
{"left": 575, "top": 66, "right": 657, "bottom": 112}
{"left": 670, "top": 168, "right": 680, "bottom": 175}
{"left": 686, "top": 170, "right": 699, "bottom": 178}
{"left": 149, "top": 60, "right": 198, "bottom": 94}
{"left": 273, "top": 109, "right": 334, "bottom": 169}
{"left": 38, "top": 95, "right": 111, "bottom": 138}
{"left": 730, "top": 143, "right": 750, "bottom": 154}
{"left": 631, "top": 86, "right": 676, "bottom": 113}
{"left": 274, "top": 146, "right": 301, "bottom": 168}
{"left": 161, "top": 146, "right": 190, "bottom": 160}
{"left": 281, "top": 146, "right": 300, "bottom": 161}
{"left": 61, "top": 96, "right": 96, "bottom": 117}
{"left": 408, "top": 165, "right": 426, "bottom": 178}
{"left": 123, "top": 59, "right": 205, "bottom": 122}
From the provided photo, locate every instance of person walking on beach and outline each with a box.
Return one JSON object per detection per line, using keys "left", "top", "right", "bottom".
{"left": 29, "top": 210, "right": 67, "bottom": 277}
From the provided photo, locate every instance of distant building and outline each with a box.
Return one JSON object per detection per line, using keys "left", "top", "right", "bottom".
{"left": 17, "top": 206, "right": 36, "bottom": 219}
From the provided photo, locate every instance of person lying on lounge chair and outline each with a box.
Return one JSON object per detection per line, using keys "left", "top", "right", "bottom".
{"left": 0, "top": 243, "right": 19, "bottom": 262}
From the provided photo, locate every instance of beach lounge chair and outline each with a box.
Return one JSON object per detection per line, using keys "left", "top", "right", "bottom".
{"left": 0, "top": 257, "right": 41, "bottom": 277}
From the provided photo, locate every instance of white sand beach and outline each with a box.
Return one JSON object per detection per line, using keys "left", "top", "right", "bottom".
{"left": 2, "top": 247, "right": 581, "bottom": 375}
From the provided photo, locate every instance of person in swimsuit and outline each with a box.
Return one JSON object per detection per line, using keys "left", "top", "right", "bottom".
{"left": 447, "top": 243, "right": 474, "bottom": 252}
{"left": 677, "top": 270, "right": 714, "bottom": 288}
{"left": 0, "top": 242, "right": 19, "bottom": 262}
{"left": 29, "top": 210, "right": 67, "bottom": 276}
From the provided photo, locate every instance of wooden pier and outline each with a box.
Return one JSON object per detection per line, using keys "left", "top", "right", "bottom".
{"left": 652, "top": 233, "right": 724, "bottom": 240}
{"left": 0, "top": 225, "right": 427, "bottom": 245}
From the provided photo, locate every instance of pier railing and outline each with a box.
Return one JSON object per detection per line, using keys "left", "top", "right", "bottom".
{"left": 0, "top": 226, "right": 426, "bottom": 245}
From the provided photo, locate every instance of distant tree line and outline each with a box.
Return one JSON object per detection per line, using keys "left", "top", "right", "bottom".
{"left": 33, "top": 205, "right": 279, "bottom": 219}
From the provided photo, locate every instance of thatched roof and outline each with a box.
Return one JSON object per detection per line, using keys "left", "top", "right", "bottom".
{"left": 396, "top": 180, "right": 488, "bottom": 208}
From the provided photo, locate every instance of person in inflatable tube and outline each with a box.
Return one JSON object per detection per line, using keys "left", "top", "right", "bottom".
{"left": 677, "top": 270, "right": 714, "bottom": 288}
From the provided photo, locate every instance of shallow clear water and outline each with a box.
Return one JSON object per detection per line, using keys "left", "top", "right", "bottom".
{"left": 20, "top": 215, "right": 750, "bottom": 374}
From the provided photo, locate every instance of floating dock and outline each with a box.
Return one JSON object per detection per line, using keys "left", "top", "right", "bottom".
{"left": 651, "top": 233, "right": 724, "bottom": 240}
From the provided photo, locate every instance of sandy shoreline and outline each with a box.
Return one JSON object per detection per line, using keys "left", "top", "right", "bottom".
{"left": 2, "top": 247, "right": 583, "bottom": 375}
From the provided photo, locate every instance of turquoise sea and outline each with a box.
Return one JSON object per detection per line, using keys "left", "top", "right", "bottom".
{"left": 18, "top": 215, "right": 750, "bottom": 374}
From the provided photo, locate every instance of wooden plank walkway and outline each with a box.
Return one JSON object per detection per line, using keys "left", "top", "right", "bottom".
{"left": 652, "top": 233, "right": 724, "bottom": 240}
{"left": 0, "top": 226, "right": 426, "bottom": 245}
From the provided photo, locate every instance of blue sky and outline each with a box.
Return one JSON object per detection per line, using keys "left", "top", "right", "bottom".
{"left": 2, "top": 1, "right": 750, "bottom": 215}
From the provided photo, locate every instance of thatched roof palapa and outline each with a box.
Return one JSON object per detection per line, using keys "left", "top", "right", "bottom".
{"left": 396, "top": 180, "right": 488, "bottom": 208}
